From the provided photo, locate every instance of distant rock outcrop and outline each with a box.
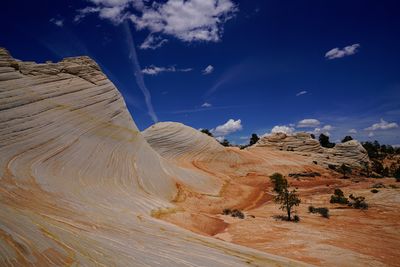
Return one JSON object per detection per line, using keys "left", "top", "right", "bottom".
{"left": 255, "top": 132, "right": 369, "bottom": 168}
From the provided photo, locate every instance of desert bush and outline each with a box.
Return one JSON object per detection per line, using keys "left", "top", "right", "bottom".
{"left": 349, "top": 194, "right": 368, "bottom": 210}
{"left": 200, "top": 129, "right": 213, "bottom": 137}
{"left": 222, "top": 208, "right": 231, "bottom": 215}
{"left": 222, "top": 208, "right": 244, "bottom": 219}
{"left": 371, "top": 189, "right": 379, "bottom": 193}
{"left": 341, "top": 136, "right": 353, "bottom": 143}
{"left": 231, "top": 209, "right": 245, "bottom": 219}
{"left": 319, "top": 133, "right": 335, "bottom": 148}
{"left": 328, "top": 164, "right": 337, "bottom": 171}
{"left": 330, "top": 189, "right": 348, "bottom": 204}
{"left": 293, "top": 215, "right": 300, "bottom": 222}
{"left": 308, "top": 206, "right": 329, "bottom": 218}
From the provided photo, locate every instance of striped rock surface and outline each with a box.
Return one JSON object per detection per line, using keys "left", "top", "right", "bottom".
{"left": 256, "top": 133, "right": 368, "bottom": 167}
{"left": 0, "top": 48, "right": 307, "bottom": 266}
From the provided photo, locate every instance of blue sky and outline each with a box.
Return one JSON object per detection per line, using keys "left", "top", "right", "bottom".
{"left": 1, "top": 0, "right": 399, "bottom": 145}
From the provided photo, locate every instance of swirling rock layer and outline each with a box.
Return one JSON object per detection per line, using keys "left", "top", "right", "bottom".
{"left": 0, "top": 48, "right": 301, "bottom": 266}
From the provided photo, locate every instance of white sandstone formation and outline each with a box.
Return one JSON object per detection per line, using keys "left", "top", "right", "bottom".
{"left": 0, "top": 48, "right": 306, "bottom": 266}
{"left": 256, "top": 132, "right": 369, "bottom": 167}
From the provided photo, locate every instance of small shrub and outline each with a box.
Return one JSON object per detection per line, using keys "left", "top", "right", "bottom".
{"left": 330, "top": 189, "right": 349, "bottom": 204}
{"left": 308, "top": 206, "right": 329, "bottom": 218}
{"left": 223, "top": 208, "right": 244, "bottom": 219}
{"left": 371, "top": 189, "right": 379, "bottom": 193}
{"left": 349, "top": 194, "right": 368, "bottom": 210}
{"left": 222, "top": 208, "right": 232, "bottom": 215}
{"left": 328, "top": 164, "right": 337, "bottom": 171}
{"left": 293, "top": 215, "right": 300, "bottom": 222}
{"left": 231, "top": 209, "right": 245, "bottom": 219}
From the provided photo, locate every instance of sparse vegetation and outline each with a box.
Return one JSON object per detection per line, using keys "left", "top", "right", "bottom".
{"left": 270, "top": 173, "right": 301, "bottom": 221}
{"left": 269, "top": 173, "right": 287, "bottom": 194}
{"left": 371, "top": 189, "right": 379, "bottom": 193}
{"left": 394, "top": 167, "right": 400, "bottom": 182}
{"left": 222, "top": 208, "right": 245, "bottom": 219}
{"left": 319, "top": 133, "right": 335, "bottom": 148}
{"left": 200, "top": 128, "right": 213, "bottom": 137}
{"left": 249, "top": 133, "right": 260, "bottom": 146}
{"left": 330, "top": 189, "right": 349, "bottom": 204}
{"left": 308, "top": 206, "right": 330, "bottom": 218}
{"left": 341, "top": 136, "right": 353, "bottom": 143}
{"left": 220, "top": 139, "right": 231, "bottom": 147}
{"left": 348, "top": 194, "right": 368, "bottom": 210}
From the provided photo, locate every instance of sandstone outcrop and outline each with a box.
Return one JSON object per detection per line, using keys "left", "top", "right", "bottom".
{"left": 0, "top": 48, "right": 303, "bottom": 266}
{"left": 255, "top": 133, "right": 369, "bottom": 168}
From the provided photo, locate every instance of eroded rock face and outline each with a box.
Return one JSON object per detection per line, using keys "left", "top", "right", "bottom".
{"left": 0, "top": 48, "right": 299, "bottom": 266}
{"left": 255, "top": 133, "right": 369, "bottom": 168}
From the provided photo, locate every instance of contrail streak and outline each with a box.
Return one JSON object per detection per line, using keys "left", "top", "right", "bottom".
{"left": 123, "top": 21, "right": 158, "bottom": 123}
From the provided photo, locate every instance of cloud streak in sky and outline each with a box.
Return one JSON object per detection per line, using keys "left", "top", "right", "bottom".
{"left": 142, "top": 65, "right": 193, "bottom": 75}
{"left": 296, "top": 90, "right": 307, "bottom": 96}
{"left": 325, "top": 44, "right": 360, "bottom": 59}
{"left": 123, "top": 21, "right": 158, "bottom": 122}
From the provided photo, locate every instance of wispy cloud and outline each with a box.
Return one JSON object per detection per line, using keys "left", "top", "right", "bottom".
{"left": 202, "top": 65, "right": 214, "bottom": 75}
{"left": 325, "top": 43, "right": 360, "bottom": 59}
{"left": 365, "top": 118, "right": 398, "bottom": 131}
{"left": 140, "top": 34, "right": 168, "bottom": 50}
{"left": 296, "top": 90, "right": 307, "bottom": 96}
{"left": 142, "top": 65, "right": 193, "bottom": 75}
{"left": 50, "top": 18, "right": 64, "bottom": 27}
{"left": 123, "top": 21, "right": 158, "bottom": 122}
{"left": 201, "top": 102, "right": 212, "bottom": 108}
{"left": 349, "top": 129, "right": 358, "bottom": 134}
{"left": 204, "top": 63, "right": 243, "bottom": 98}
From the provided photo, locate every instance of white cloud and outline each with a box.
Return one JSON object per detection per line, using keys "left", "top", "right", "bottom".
{"left": 349, "top": 129, "right": 357, "bottom": 134}
{"left": 270, "top": 125, "right": 295, "bottom": 135}
{"left": 312, "top": 125, "right": 333, "bottom": 136}
{"left": 365, "top": 119, "right": 399, "bottom": 131}
{"left": 140, "top": 34, "right": 168, "bottom": 50}
{"left": 130, "top": 0, "right": 237, "bottom": 43}
{"left": 368, "top": 132, "right": 374, "bottom": 137}
{"left": 142, "top": 65, "right": 193, "bottom": 75}
{"left": 201, "top": 102, "right": 212, "bottom": 108}
{"left": 50, "top": 18, "right": 64, "bottom": 27}
{"left": 211, "top": 119, "right": 242, "bottom": 137}
{"left": 325, "top": 43, "right": 360, "bottom": 59}
{"left": 202, "top": 65, "right": 214, "bottom": 75}
{"left": 296, "top": 90, "right": 307, "bottom": 96}
{"left": 297, "top": 119, "right": 320, "bottom": 128}
{"left": 76, "top": 0, "right": 237, "bottom": 47}
{"left": 215, "top": 136, "right": 225, "bottom": 142}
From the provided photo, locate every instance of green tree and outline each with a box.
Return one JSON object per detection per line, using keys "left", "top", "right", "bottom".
{"left": 200, "top": 129, "right": 213, "bottom": 137}
{"left": 269, "top": 173, "right": 287, "bottom": 194}
{"left": 220, "top": 139, "right": 230, "bottom": 147}
{"left": 319, "top": 133, "right": 335, "bottom": 148}
{"left": 341, "top": 136, "right": 353, "bottom": 143}
{"left": 249, "top": 133, "right": 260, "bottom": 146}
{"left": 270, "top": 173, "right": 301, "bottom": 221}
